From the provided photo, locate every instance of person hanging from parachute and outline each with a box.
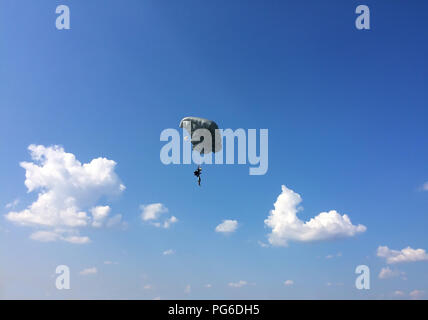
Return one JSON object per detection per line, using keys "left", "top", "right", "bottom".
{"left": 194, "top": 166, "right": 202, "bottom": 186}
{"left": 179, "top": 116, "right": 222, "bottom": 186}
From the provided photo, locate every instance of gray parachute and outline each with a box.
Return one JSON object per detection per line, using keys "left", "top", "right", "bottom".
{"left": 179, "top": 116, "right": 222, "bottom": 154}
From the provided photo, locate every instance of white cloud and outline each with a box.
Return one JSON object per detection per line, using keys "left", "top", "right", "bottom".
{"left": 326, "top": 252, "right": 342, "bottom": 259}
{"left": 30, "top": 230, "right": 61, "bottom": 242}
{"left": 377, "top": 246, "right": 428, "bottom": 264}
{"left": 215, "top": 220, "right": 238, "bottom": 233}
{"left": 163, "top": 249, "right": 175, "bottom": 255}
{"left": 104, "top": 261, "right": 118, "bottom": 265}
{"left": 91, "top": 206, "right": 111, "bottom": 228}
{"left": 79, "top": 267, "right": 97, "bottom": 275}
{"left": 163, "top": 216, "right": 178, "bottom": 228}
{"left": 5, "top": 199, "right": 19, "bottom": 209}
{"left": 140, "top": 203, "right": 177, "bottom": 229}
{"left": 64, "top": 235, "right": 91, "bottom": 244}
{"left": 143, "top": 284, "right": 152, "bottom": 290}
{"left": 421, "top": 182, "right": 428, "bottom": 191}
{"left": 284, "top": 280, "right": 294, "bottom": 286}
{"left": 392, "top": 290, "right": 425, "bottom": 299}
{"left": 264, "top": 185, "right": 366, "bottom": 246}
{"left": 29, "top": 229, "right": 90, "bottom": 244}
{"left": 205, "top": 284, "right": 212, "bottom": 288}
{"left": 5, "top": 145, "right": 125, "bottom": 243}
{"left": 141, "top": 203, "right": 168, "bottom": 221}
{"left": 393, "top": 290, "right": 405, "bottom": 297}
{"left": 409, "top": 290, "right": 425, "bottom": 300}
{"left": 326, "top": 282, "right": 344, "bottom": 287}
{"left": 258, "top": 241, "right": 269, "bottom": 248}
{"left": 379, "top": 267, "right": 402, "bottom": 279}
{"left": 228, "top": 280, "right": 247, "bottom": 288}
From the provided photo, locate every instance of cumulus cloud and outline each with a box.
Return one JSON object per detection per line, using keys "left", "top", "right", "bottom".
{"left": 377, "top": 246, "right": 428, "bottom": 264}
{"left": 393, "top": 290, "right": 405, "bottom": 297}
{"left": 163, "top": 249, "right": 175, "bottom": 255}
{"left": 5, "top": 199, "right": 19, "bottom": 209}
{"left": 379, "top": 267, "right": 403, "bottom": 279}
{"left": 264, "top": 185, "right": 366, "bottom": 246}
{"left": 409, "top": 290, "right": 425, "bottom": 300}
{"left": 141, "top": 203, "right": 168, "bottom": 221}
{"left": 91, "top": 206, "right": 111, "bottom": 228}
{"left": 163, "top": 216, "right": 178, "bottom": 229}
{"left": 258, "top": 241, "right": 269, "bottom": 248}
{"left": 29, "top": 229, "right": 90, "bottom": 244}
{"left": 284, "top": 280, "right": 294, "bottom": 286}
{"left": 228, "top": 280, "right": 247, "bottom": 288}
{"left": 65, "top": 235, "right": 91, "bottom": 244}
{"left": 140, "top": 203, "right": 177, "bottom": 229}
{"left": 326, "top": 252, "right": 342, "bottom": 259}
{"left": 5, "top": 145, "right": 125, "bottom": 243}
{"left": 326, "top": 282, "right": 344, "bottom": 287}
{"left": 215, "top": 220, "right": 238, "bottom": 233}
{"left": 392, "top": 290, "right": 424, "bottom": 299}
{"left": 29, "top": 230, "right": 61, "bottom": 242}
{"left": 79, "top": 267, "right": 97, "bottom": 275}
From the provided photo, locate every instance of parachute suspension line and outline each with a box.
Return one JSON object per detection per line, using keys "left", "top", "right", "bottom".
{"left": 199, "top": 165, "right": 202, "bottom": 186}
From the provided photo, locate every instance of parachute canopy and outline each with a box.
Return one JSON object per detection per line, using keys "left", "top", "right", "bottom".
{"left": 179, "top": 116, "right": 222, "bottom": 154}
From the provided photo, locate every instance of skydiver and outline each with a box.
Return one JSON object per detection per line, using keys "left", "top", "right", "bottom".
{"left": 194, "top": 166, "right": 202, "bottom": 186}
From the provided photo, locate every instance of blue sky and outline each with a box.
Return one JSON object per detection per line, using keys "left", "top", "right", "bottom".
{"left": 0, "top": 0, "right": 427, "bottom": 299}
